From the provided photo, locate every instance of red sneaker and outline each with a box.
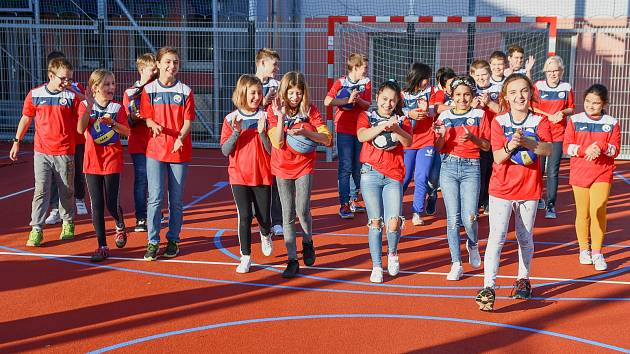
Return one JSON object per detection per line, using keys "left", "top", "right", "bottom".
{"left": 350, "top": 199, "right": 367, "bottom": 213}
{"left": 339, "top": 203, "right": 354, "bottom": 219}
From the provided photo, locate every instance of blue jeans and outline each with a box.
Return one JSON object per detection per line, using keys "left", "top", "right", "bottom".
{"left": 337, "top": 132, "right": 362, "bottom": 205}
{"left": 147, "top": 157, "right": 188, "bottom": 245}
{"left": 131, "top": 153, "right": 148, "bottom": 220}
{"left": 360, "top": 164, "right": 403, "bottom": 267}
{"left": 439, "top": 154, "right": 480, "bottom": 263}
{"left": 402, "top": 146, "right": 435, "bottom": 213}
{"left": 540, "top": 141, "right": 563, "bottom": 206}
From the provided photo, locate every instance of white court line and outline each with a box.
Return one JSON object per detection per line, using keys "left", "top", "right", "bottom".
{"left": 0, "top": 187, "right": 34, "bottom": 200}
{"left": 1, "top": 251, "right": 628, "bottom": 285}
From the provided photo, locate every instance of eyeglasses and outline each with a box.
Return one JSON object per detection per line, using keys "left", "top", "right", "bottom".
{"left": 51, "top": 72, "right": 73, "bottom": 83}
{"left": 545, "top": 69, "right": 562, "bottom": 74}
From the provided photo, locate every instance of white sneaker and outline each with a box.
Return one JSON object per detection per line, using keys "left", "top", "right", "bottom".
{"left": 387, "top": 254, "right": 399, "bottom": 276}
{"left": 45, "top": 209, "right": 61, "bottom": 225}
{"left": 261, "top": 232, "right": 273, "bottom": 256}
{"left": 412, "top": 212, "right": 424, "bottom": 226}
{"left": 272, "top": 224, "right": 283, "bottom": 236}
{"left": 370, "top": 266, "right": 383, "bottom": 283}
{"left": 467, "top": 243, "right": 482, "bottom": 269}
{"left": 236, "top": 255, "right": 251, "bottom": 273}
{"left": 446, "top": 262, "right": 464, "bottom": 281}
{"left": 75, "top": 199, "right": 88, "bottom": 215}
{"left": 592, "top": 253, "right": 607, "bottom": 271}
{"left": 579, "top": 250, "right": 593, "bottom": 265}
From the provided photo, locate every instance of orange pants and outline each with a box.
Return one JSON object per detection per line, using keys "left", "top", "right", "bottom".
{"left": 572, "top": 183, "right": 611, "bottom": 251}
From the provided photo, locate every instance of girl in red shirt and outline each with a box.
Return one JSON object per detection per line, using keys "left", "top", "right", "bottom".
{"left": 434, "top": 76, "right": 490, "bottom": 282}
{"left": 564, "top": 84, "right": 620, "bottom": 271}
{"left": 475, "top": 74, "right": 552, "bottom": 311}
{"left": 77, "top": 69, "right": 130, "bottom": 262}
{"left": 220, "top": 74, "right": 273, "bottom": 273}
{"left": 268, "top": 71, "right": 332, "bottom": 278}
{"left": 356, "top": 80, "right": 413, "bottom": 283}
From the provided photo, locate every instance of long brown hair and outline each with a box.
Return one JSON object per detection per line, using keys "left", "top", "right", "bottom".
{"left": 278, "top": 71, "right": 311, "bottom": 117}
{"left": 498, "top": 73, "right": 537, "bottom": 112}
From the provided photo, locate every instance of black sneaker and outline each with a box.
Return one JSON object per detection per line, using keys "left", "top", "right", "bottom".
{"left": 476, "top": 287, "right": 496, "bottom": 311}
{"left": 134, "top": 219, "right": 147, "bottom": 232}
{"left": 511, "top": 278, "right": 532, "bottom": 299}
{"left": 163, "top": 239, "right": 179, "bottom": 258}
{"left": 302, "top": 240, "right": 316, "bottom": 266}
{"left": 545, "top": 205, "right": 557, "bottom": 219}
{"left": 425, "top": 191, "right": 437, "bottom": 216}
{"left": 282, "top": 259, "right": 300, "bottom": 278}
{"left": 144, "top": 243, "right": 159, "bottom": 261}
{"left": 90, "top": 247, "right": 110, "bottom": 262}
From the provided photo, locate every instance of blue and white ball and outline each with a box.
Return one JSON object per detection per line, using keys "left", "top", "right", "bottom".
{"left": 90, "top": 114, "right": 119, "bottom": 146}
{"left": 286, "top": 122, "right": 318, "bottom": 155}
{"left": 336, "top": 87, "right": 355, "bottom": 111}
{"left": 372, "top": 120, "right": 400, "bottom": 151}
{"left": 509, "top": 130, "right": 539, "bottom": 166}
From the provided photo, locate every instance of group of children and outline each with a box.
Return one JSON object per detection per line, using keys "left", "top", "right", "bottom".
{"left": 9, "top": 44, "right": 620, "bottom": 311}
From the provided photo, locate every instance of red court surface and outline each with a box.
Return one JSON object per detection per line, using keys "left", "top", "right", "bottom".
{"left": 1, "top": 143, "right": 629, "bottom": 353}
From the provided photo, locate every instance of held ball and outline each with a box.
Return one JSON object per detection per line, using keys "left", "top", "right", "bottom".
{"left": 336, "top": 87, "right": 355, "bottom": 111}
{"left": 509, "top": 130, "right": 539, "bottom": 166}
{"left": 90, "top": 116, "right": 119, "bottom": 146}
{"left": 286, "top": 122, "right": 319, "bottom": 155}
{"left": 372, "top": 120, "right": 400, "bottom": 151}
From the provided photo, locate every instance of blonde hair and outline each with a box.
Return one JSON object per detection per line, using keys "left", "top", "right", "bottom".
{"left": 347, "top": 52, "right": 368, "bottom": 72}
{"left": 232, "top": 74, "right": 262, "bottom": 110}
{"left": 156, "top": 47, "right": 179, "bottom": 62}
{"left": 543, "top": 55, "right": 565, "bottom": 73}
{"left": 255, "top": 48, "right": 280, "bottom": 65}
{"left": 469, "top": 59, "right": 490, "bottom": 75}
{"left": 88, "top": 69, "right": 115, "bottom": 92}
{"left": 47, "top": 57, "right": 72, "bottom": 73}
{"left": 278, "top": 71, "right": 311, "bottom": 117}
{"left": 136, "top": 53, "right": 156, "bottom": 71}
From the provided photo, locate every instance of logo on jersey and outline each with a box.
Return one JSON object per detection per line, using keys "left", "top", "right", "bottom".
{"left": 173, "top": 94, "right": 182, "bottom": 104}
{"left": 466, "top": 118, "right": 476, "bottom": 126}
{"left": 154, "top": 97, "right": 162, "bottom": 103}
{"left": 525, "top": 127, "right": 536, "bottom": 134}
{"left": 490, "top": 92, "right": 498, "bottom": 100}
{"left": 558, "top": 91, "right": 566, "bottom": 99}
{"left": 59, "top": 98, "right": 68, "bottom": 106}
{"left": 579, "top": 126, "right": 588, "bottom": 131}
{"left": 602, "top": 124, "right": 611, "bottom": 132}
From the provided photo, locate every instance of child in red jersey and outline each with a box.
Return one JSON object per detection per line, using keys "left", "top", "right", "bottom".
{"left": 356, "top": 80, "right": 412, "bottom": 283}
{"left": 325, "top": 52, "right": 371, "bottom": 219}
{"left": 504, "top": 45, "right": 535, "bottom": 79}
{"left": 401, "top": 63, "right": 434, "bottom": 226}
{"left": 221, "top": 74, "right": 273, "bottom": 273}
{"left": 268, "top": 71, "right": 332, "bottom": 278}
{"left": 123, "top": 53, "right": 158, "bottom": 232}
{"left": 475, "top": 74, "right": 552, "bottom": 311}
{"left": 564, "top": 84, "right": 620, "bottom": 271}
{"left": 77, "top": 69, "right": 130, "bottom": 261}
{"left": 532, "top": 56, "right": 575, "bottom": 218}
{"left": 10, "top": 57, "right": 81, "bottom": 246}
{"left": 434, "top": 76, "right": 491, "bottom": 281}
{"left": 140, "top": 47, "right": 196, "bottom": 261}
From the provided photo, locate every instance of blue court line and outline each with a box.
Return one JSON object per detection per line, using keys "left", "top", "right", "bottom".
{"left": 87, "top": 314, "right": 630, "bottom": 354}
{"left": 182, "top": 181, "right": 229, "bottom": 210}
{"left": 185, "top": 226, "right": 630, "bottom": 249}
{"left": 613, "top": 171, "right": 630, "bottom": 185}
{"left": 214, "top": 229, "right": 630, "bottom": 291}
{"left": 0, "top": 244, "right": 628, "bottom": 303}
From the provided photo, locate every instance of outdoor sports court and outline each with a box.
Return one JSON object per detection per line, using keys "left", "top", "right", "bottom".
{"left": 1, "top": 144, "right": 629, "bottom": 353}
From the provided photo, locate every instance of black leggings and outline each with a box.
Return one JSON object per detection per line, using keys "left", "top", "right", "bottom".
{"left": 478, "top": 150, "right": 493, "bottom": 207}
{"left": 231, "top": 184, "right": 272, "bottom": 256}
{"left": 86, "top": 173, "right": 125, "bottom": 247}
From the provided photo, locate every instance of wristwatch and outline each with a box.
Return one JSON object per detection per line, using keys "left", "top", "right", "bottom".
{"left": 11, "top": 138, "right": 21, "bottom": 143}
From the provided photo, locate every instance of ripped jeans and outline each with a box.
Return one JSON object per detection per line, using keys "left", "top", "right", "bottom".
{"left": 439, "top": 154, "right": 480, "bottom": 264}
{"left": 360, "top": 164, "right": 404, "bottom": 267}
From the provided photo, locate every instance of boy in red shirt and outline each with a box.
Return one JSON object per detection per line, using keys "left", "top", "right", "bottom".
{"left": 123, "top": 53, "right": 158, "bottom": 232}
{"left": 10, "top": 57, "right": 80, "bottom": 246}
{"left": 325, "top": 52, "right": 372, "bottom": 219}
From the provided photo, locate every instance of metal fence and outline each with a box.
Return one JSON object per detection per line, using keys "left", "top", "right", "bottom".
{"left": 1, "top": 16, "right": 630, "bottom": 158}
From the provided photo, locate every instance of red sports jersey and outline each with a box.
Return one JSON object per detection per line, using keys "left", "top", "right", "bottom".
{"left": 489, "top": 112, "right": 552, "bottom": 200}
{"left": 267, "top": 104, "right": 331, "bottom": 180}
{"left": 564, "top": 112, "right": 621, "bottom": 188}
{"left": 220, "top": 109, "right": 272, "bottom": 186}
{"left": 79, "top": 100, "right": 129, "bottom": 175}
{"left": 358, "top": 111, "right": 413, "bottom": 183}
{"left": 123, "top": 83, "right": 151, "bottom": 154}
{"left": 532, "top": 80, "right": 575, "bottom": 142}
{"left": 326, "top": 76, "right": 372, "bottom": 135}
{"left": 140, "top": 80, "right": 196, "bottom": 163}
{"left": 437, "top": 108, "right": 490, "bottom": 159}
{"left": 402, "top": 87, "right": 435, "bottom": 149}
{"left": 22, "top": 84, "right": 81, "bottom": 155}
